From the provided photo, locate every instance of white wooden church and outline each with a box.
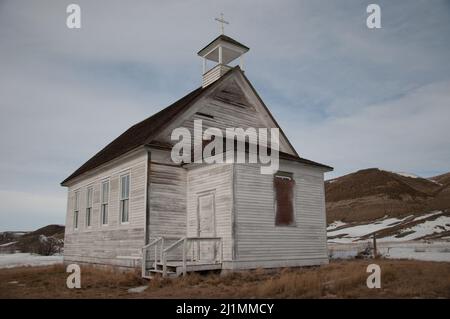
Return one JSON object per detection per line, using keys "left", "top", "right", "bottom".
{"left": 61, "top": 25, "right": 332, "bottom": 277}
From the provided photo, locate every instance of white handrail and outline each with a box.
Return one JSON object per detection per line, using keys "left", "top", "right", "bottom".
{"left": 143, "top": 237, "right": 162, "bottom": 249}
{"left": 163, "top": 237, "right": 185, "bottom": 253}
{"left": 143, "top": 236, "right": 223, "bottom": 278}
{"left": 141, "top": 237, "right": 162, "bottom": 277}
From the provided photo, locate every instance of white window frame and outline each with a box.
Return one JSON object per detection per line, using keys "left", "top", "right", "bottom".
{"left": 74, "top": 190, "right": 80, "bottom": 230}
{"left": 101, "top": 180, "right": 109, "bottom": 226}
{"left": 86, "top": 186, "right": 93, "bottom": 228}
{"left": 119, "top": 173, "right": 130, "bottom": 224}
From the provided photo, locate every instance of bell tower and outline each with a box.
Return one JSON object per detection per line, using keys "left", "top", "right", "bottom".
{"left": 198, "top": 14, "right": 249, "bottom": 88}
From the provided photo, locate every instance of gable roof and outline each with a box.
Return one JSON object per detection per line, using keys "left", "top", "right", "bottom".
{"left": 61, "top": 67, "right": 332, "bottom": 186}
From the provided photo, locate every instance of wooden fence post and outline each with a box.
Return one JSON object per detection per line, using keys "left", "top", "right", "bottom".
{"left": 373, "top": 233, "right": 377, "bottom": 258}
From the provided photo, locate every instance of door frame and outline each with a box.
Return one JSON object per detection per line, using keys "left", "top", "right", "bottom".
{"left": 196, "top": 190, "right": 217, "bottom": 261}
{"left": 196, "top": 190, "right": 217, "bottom": 237}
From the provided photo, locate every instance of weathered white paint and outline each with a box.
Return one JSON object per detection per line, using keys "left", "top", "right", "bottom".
{"left": 202, "top": 64, "right": 231, "bottom": 87}
{"left": 64, "top": 149, "right": 147, "bottom": 268}
{"left": 148, "top": 162, "right": 186, "bottom": 238}
{"left": 186, "top": 163, "right": 233, "bottom": 261}
{"left": 231, "top": 161, "right": 329, "bottom": 268}
{"left": 62, "top": 71, "right": 329, "bottom": 273}
{"left": 155, "top": 71, "right": 296, "bottom": 156}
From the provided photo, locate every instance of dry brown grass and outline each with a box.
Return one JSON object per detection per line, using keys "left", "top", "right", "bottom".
{"left": 0, "top": 259, "right": 449, "bottom": 299}
{"left": 0, "top": 264, "right": 145, "bottom": 299}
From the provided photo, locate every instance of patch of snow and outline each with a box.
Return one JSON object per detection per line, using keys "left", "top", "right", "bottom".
{"left": 327, "top": 211, "right": 448, "bottom": 243}
{"left": 427, "top": 179, "right": 443, "bottom": 186}
{"left": 412, "top": 211, "right": 443, "bottom": 222}
{"left": 379, "top": 242, "right": 450, "bottom": 262}
{"left": 395, "top": 171, "right": 420, "bottom": 179}
{"left": 327, "top": 216, "right": 409, "bottom": 243}
{"left": 128, "top": 285, "right": 148, "bottom": 293}
{"left": 380, "top": 215, "right": 450, "bottom": 241}
{"left": 326, "top": 221, "right": 347, "bottom": 231}
{"left": 0, "top": 253, "right": 63, "bottom": 269}
{"left": 379, "top": 169, "right": 419, "bottom": 178}
{"left": 0, "top": 241, "right": 17, "bottom": 247}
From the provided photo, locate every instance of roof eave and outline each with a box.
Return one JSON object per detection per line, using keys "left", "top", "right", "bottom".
{"left": 197, "top": 35, "right": 250, "bottom": 56}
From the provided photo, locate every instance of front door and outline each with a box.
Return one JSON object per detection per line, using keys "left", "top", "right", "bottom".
{"left": 197, "top": 192, "right": 216, "bottom": 261}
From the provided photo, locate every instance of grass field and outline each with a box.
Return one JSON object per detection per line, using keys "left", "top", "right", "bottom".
{"left": 0, "top": 259, "right": 449, "bottom": 298}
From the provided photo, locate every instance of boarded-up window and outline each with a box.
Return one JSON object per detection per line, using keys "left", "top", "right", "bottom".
{"left": 274, "top": 172, "right": 295, "bottom": 226}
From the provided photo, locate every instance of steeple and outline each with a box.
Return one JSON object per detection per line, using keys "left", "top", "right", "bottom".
{"left": 198, "top": 15, "right": 249, "bottom": 87}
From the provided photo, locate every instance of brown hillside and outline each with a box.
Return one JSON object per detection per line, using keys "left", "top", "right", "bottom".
{"left": 325, "top": 168, "right": 450, "bottom": 224}
{"left": 10, "top": 225, "right": 65, "bottom": 254}
{"left": 430, "top": 172, "right": 450, "bottom": 186}
{"left": 326, "top": 168, "right": 436, "bottom": 202}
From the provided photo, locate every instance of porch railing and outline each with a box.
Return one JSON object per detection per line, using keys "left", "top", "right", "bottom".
{"left": 142, "top": 236, "right": 222, "bottom": 277}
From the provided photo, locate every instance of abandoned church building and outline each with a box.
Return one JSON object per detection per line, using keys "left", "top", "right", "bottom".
{"left": 61, "top": 31, "right": 333, "bottom": 278}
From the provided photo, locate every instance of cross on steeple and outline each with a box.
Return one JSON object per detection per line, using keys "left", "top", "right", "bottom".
{"left": 214, "top": 13, "right": 229, "bottom": 34}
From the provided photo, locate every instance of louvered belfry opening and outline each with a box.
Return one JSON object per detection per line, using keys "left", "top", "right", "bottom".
{"left": 274, "top": 172, "right": 295, "bottom": 226}
{"left": 197, "top": 34, "right": 249, "bottom": 87}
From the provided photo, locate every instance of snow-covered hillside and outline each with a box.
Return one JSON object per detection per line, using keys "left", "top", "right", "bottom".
{"left": 327, "top": 211, "right": 450, "bottom": 243}
{"left": 327, "top": 211, "right": 450, "bottom": 262}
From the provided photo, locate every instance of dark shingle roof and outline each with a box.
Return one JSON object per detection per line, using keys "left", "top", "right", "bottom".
{"left": 279, "top": 152, "right": 333, "bottom": 170}
{"left": 61, "top": 86, "right": 206, "bottom": 185}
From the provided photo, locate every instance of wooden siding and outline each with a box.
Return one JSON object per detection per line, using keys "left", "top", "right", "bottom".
{"left": 202, "top": 64, "right": 232, "bottom": 87}
{"left": 156, "top": 74, "right": 295, "bottom": 156}
{"left": 234, "top": 161, "right": 328, "bottom": 265}
{"left": 186, "top": 164, "right": 233, "bottom": 261}
{"left": 63, "top": 150, "right": 147, "bottom": 268}
{"left": 148, "top": 163, "right": 187, "bottom": 238}
{"left": 64, "top": 228, "right": 145, "bottom": 268}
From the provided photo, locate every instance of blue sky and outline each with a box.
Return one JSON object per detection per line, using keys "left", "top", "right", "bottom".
{"left": 1, "top": 0, "right": 449, "bottom": 230}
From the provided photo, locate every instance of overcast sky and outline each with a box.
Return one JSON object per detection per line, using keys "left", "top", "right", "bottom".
{"left": 1, "top": 0, "right": 449, "bottom": 231}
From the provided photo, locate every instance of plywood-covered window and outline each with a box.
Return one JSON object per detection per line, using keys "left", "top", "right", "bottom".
{"left": 73, "top": 191, "right": 80, "bottom": 230}
{"left": 101, "top": 180, "right": 109, "bottom": 225}
{"left": 120, "top": 174, "right": 130, "bottom": 223}
{"left": 86, "top": 186, "right": 93, "bottom": 227}
{"left": 274, "top": 171, "right": 295, "bottom": 226}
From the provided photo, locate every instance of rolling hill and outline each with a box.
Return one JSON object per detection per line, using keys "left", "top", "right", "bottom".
{"left": 325, "top": 168, "right": 450, "bottom": 224}
{"left": 0, "top": 225, "right": 64, "bottom": 255}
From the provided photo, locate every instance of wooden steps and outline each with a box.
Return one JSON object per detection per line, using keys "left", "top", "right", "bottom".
{"left": 145, "top": 261, "right": 222, "bottom": 278}
{"left": 141, "top": 236, "right": 223, "bottom": 278}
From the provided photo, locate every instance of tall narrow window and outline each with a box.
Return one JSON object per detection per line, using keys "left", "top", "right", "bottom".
{"left": 274, "top": 172, "right": 295, "bottom": 226}
{"left": 120, "top": 174, "right": 130, "bottom": 223}
{"left": 101, "top": 180, "right": 109, "bottom": 225}
{"left": 86, "top": 186, "right": 93, "bottom": 227}
{"left": 74, "top": 191, "right": 80, "bottom": 230}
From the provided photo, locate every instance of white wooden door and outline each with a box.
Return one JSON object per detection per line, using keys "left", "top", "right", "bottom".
{"left": 197, "top": 192, "right": 216, "bottom": 261}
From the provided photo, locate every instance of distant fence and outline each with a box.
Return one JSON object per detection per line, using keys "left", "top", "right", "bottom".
{"left": 328, "top": 241, "right": 450, "bottom": 262}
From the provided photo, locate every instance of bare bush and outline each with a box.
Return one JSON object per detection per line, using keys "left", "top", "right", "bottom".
{"left": 36, "top": 235, "right": 63, "bottom": 256}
